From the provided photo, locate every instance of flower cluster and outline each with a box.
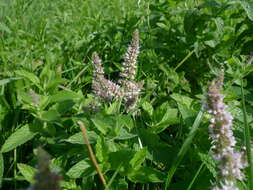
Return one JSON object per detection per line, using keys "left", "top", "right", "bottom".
{"left": 207, "top": 72, "right": 247, "bottom": 190}
{"left": 28, "top": 148, "right": 61, "bottom": 190}
{"left": 91, "top": 30, "right": 143, "bottom": 111}
{"left": 92, "top": 52, "right": 124, "bottom": 101}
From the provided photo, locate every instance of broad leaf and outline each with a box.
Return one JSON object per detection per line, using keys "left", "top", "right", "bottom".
{"left": 15, "top": 70, "right": 42, "bottom": 89}
{"left": 240, "top": 1, "right": 253, "bottom": 21}
{"left": 1, "top": 125, "right": 36, "bottom": 153}
{"left": 40, "top": 110, "right": 60, "bottom": 121}
{"left": 17, "top": 163, "right": 36, "bottom": 183}
{"left": 91, "top": 115, "right": 115, "bottom": 135}
{"left": 130, "top": 148, "right": 147, "bottom": 169}
{"left": 65, "top": 131, "right": 98, "bottom": 144}
{"left": 151, "top": 108, "right": 179, "bottom": 134}
{"left": 142, "top": 101, "right": 153, "bottom": 117}
{"left": 95, "top": 136, "right": 109, "bottom": 162}
{"left": 128, "top": 166, "right": 165, "bottom": 183}
{"left": 66, "top": 159, "right": 95, "bottom": 178}
{"left": 114, "top": 128, "right": 137, "bottom": 140}
{"left": 50, "top": 90, "right": 83, "bottom": 103}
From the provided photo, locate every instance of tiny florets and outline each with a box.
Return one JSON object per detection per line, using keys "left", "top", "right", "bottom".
{"left": 207, "top": 71, "right": 247, "bottom": 190}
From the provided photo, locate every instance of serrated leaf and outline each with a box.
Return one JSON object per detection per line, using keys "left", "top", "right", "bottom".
{"left": 17, "top": 163, "right": 36, "bottom": 183}
{"left": 109, "top": 150, "right": 135, "bottom": 174}
{"left": 171, "top": 93, "right": 196, "bottom": 121}
{"left": 46, "top": 77, "right": 69, "bottom": 91}
{"left": 50, "top": 90, "right": 82, "bottom": 103}
{"left": 15, "top": 70, "right": 42, "bottom": 90}
{"left": 128, "top": 166, "right": 165, "bottom": 183}
{"left": 151, "top": 108, "right": 179, "bottom": 134}
{"left": 65, "top": 131, "right": 98, "bottom": 144}
{"left": 171, "top": 93, "right": 193, "bottom": 108}
{"left": 0, "top": 154, "right": 3, "bottom": 188}
{"left": 66, "top": 159, "right": 95, "bottom": 178}
{"left": 95, "top": 136, "right": 109, "bottom": 162}
{"left": 142, "top": 101, "right": 153, "bottom": 117}
{"left": 198, "top": 152, "right": 216, "bottom": 177}
{"left": 40, "top": 110, "right": 60, "bottom": 121}
{"left": 91, "top": 115, "right": 114, "bottom": 135}
{"left": 130, "top": 148, "right": 147, "bottom": 169}
{"left": 115, "top": 128, "right": 137, "bottom": 140}
{"left": 55, "top": 100, "right": 75, "bottom": 114}
{"left": 1, "top": 125, "right": 36, "bottom": 153}
{"left": 241, "top": 1, "right": 253, "bottom": 21}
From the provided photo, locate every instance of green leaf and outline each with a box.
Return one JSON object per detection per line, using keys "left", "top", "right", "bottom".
{"left": 65, "top": 131, "right": 98, "bottom": 144}
{"left": 128, "top": 166, "right": 165, "bottom": 183}
{"left": 142, "top": 101, "right": 153, "bottom": 117}
{"left": 114, "top": 128, "right": 137, "bottom": 140}
{"left": 109, "top": 150, "right": 135, "bottom": 174}
{"left": 105, "top": 101, "right": 121, "bottom": 115}
{"left": 170, "top": 93, "right": 193, "bottom": 108}
{"left": 50, "top": 90, "right": 82, "bottom": 103}
{"left": 40, "top": 110, "right": 60, "bottom": 121}
{"left": 198, "top": 153, "right": 216, "bottom": 177}
{"left": 17, "top": 163, "right": 36, "bottom": 183}
{"left": 0, "top": 77, "right": 21, "bottom": 86}
{"left": 240, "top": 1, "right": 253, "bottom": 21}
{"left": 45, "top": 77, "right": 69, "bottom": 91}
{"left": 171, "top": 93, "right": 196, "bottom": 121}
{"left": 15, "top": 70, "right": 42, "bottom": 90}
{"left": 0, "top": 154, "right": 3, "bottom": 188}
{"left": 156, "top": 22, "right": 170, "bottom": 31}
{"left": 151, "top": 108, "right": 179, "bottom": 134}
{"left": 214, "top": 17, "right": 224, "bottom": 34}
{"left": 96, "top": 136, "right": 109, "bottom": 162}
{"left": 1, "top": 124, "right": 36, "bottom": 153}
{"left": 130, "top": 148, "right": 147, "bottom": 169}
{"left": 91, "top": 115, "right": 114, "bottom": 135}
{"left": 0, "top": 22, "right": 11, "bottom": 33}
{"left": 55, "top": 100, "right": 75, "bottom": 114}
{"left": 184, "top": 8, "right": 200, "bottom": 35}
{"left": 66, "top": 159, "right": 95, "bottom": 178}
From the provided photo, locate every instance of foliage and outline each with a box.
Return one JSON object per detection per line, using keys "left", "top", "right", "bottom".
{"left": 1, "top": 0, "right": 253, "bottom": 189}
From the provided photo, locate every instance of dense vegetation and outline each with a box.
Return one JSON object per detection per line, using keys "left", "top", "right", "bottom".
{"left": 1, "top": 0, "right": 253, "bottom": 189}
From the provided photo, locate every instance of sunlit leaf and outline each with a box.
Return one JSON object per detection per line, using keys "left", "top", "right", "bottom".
{"left": 1, "top": 125, "right": 36, "bottom": 153}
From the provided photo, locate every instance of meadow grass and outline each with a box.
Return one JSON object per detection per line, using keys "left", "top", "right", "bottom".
{"left": 1, "top": 0, "right": 253, "bottom": 189}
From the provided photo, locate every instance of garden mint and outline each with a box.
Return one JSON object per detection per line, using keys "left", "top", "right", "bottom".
{"left": 207, "top": 71, "right": 247, "bottom": 190}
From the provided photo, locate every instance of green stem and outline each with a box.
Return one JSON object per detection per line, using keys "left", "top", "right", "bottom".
{"left": 164, "top": 108, "right": 204, "bottom": 189}
{"left": 174, "top": 50, "right": 194, "bottom": 71}
{"left": 240, "top": 79, "right": 253, "bottom": 190}
{"left": 186, "top": 163, "right": 204, "bottom": 190}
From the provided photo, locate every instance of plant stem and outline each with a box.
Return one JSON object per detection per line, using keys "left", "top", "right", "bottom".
{"left": 165, "top": 108, "right": 204, "bottom": 189}
{"left": 240, "top": 80, "right": 253, "bottom": 190}
{"left": 174, "top": 50, "right": 194, "bottom": 71}
{"left": 187, "top": 162, "right": 204, "bottom": 190}
{"left": 78, "top": 121, "right": 107, "bottom": 187}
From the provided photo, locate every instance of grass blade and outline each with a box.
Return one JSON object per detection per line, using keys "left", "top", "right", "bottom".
{"left": 240, "top": 80, "right": 253, "bottom": 190}
{"left": 0, "top": 153, "right": 3, "bottom": 188}
{"left": 104, "top": 163, "right": 122, "bottom": 190}
{"left": 165, "top": 108, "right": 204, "bottom": 189}
{"left": 186, "top": 162, "right": 204, "bottom": 190}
